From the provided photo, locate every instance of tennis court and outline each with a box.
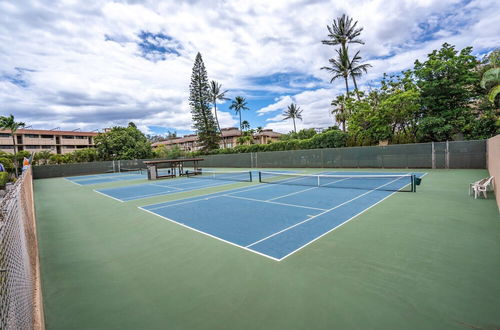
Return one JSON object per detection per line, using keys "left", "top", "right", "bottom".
{"left": 94, "top": 170, "right": 253, "bottom": 201}
{"left": 140, "top": 171, "right": 425, "bottom": 260}
{"left": 33, "top": 167, "right": 500, "bottom": 329}
{"left": 66, "top": 170, "right": 145, "bottom": 185}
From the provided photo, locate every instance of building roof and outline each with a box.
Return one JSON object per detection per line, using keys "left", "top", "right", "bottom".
{"left": 152, "top": 134, "right": 198, "bottom": 147}
{"left": 151, "top": 128, "right": 282, "bottom": 147}
{"left": 221, "top": 127, "right": 242, "bottom": 137}
{"left": 254, "top": 129, "right": 282, "bottom": 138}
{"left": 0, "top": 128, "right": 98, "bottom": 137}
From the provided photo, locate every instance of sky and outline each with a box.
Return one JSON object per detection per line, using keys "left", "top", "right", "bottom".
{"left": 0, "top": 0, "right": 499, "bottom": 136}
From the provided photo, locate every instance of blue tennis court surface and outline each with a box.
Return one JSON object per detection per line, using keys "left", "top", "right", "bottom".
{"left": 65, "top": 168, "right": 186, "bottom": 185}
{"left": 139, "top": 171, "right": 426, "bottom": 260}
{"left": 94, "top": 175, "right": 250, "bottom": 202}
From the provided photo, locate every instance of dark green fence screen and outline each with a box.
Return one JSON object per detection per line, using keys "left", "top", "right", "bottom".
{"left": 33, "top": 140, "right": 487, "bottom": 179}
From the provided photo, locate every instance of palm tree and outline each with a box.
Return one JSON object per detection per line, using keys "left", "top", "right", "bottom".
{"left": 256, "top": 126, "right": 263, "bottom": 133}
{"left": 322, "top": 14, "right": 368, "bottom": 98}
{"left": 480, "top": 67, "right": 500, "bottom": 106}
{"left": 229, "top": 96, "right": 249, "bottom": 131}
{"left": 349, "top": 51, "right": 372, "bottom": 100}
{"left": 209, "top": 80, "right": 229, "bottom": 147}
{"left": 322, "top": 14, "right": 364, "bottom": 50}
{"left": 282, "top": 103, "right": 303, "bottom": 133}
{"left": 241, "top": 120, "right": 250, "bottom": 131}
{"left": 331, "top": 95, "right": 349, "bottom": 132}
{"left": 322, "top": 47, "right": 351, "bottom": 96}
{"left": 0, "top": 114, "right": 25, "bottom": 177}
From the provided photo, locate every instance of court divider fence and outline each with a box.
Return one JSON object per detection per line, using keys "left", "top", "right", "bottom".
{"left": 33, "top": 140, "right": 487, "bottom": 179}
{"left": 198, "top": 140, "right": 486, "bottom": 169}
{"left": 486, "top": 134, "right": 500, "bottom": 212}
{"left": 0, "top": 166, "right": 44, "bottom": 329}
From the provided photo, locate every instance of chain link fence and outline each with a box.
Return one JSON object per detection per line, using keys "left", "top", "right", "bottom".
{"left": 32, "top": 140, "right": 487, "bottom": 179}
{"left": 0, "top": 167, "right": 43, "bottom": 330}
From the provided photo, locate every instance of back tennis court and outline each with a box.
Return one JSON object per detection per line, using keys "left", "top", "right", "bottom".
{"left": 94, "top": 170, "right": 253, "bottom": 201}
{"left": 140, "top": 171, "right": 425, "bottom": 260}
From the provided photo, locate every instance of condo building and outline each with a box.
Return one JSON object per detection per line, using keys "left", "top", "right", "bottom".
{"left": 152, "top": 127, "right": 283, "bottom": 151}
{"left": 0, "top": 129, "right": 98, "bottom": 154}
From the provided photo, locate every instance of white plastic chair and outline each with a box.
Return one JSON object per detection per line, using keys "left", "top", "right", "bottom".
{"left": 469, "top": 177, "right": 494, "bottom": 199}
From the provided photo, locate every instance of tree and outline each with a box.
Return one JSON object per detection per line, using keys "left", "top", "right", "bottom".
{"left": 322, "top": 14, "right": 364, "bottom": 50}
{"left": 229, "top": 96, "right": 249, "bottom": 130}
{"left": 348, "top": 51, "right": 371, "bottom": 100}
{"left": 282, "top": 103, "right": 303, "bottom": 133}
{"left": 413, "top": 43, "right": 481, "bottom": 141}
{"left": 347, "top": 91, "right": 392, "bottom": 145}
{"left": 331, "top": 94, "right": 353, "bottom": 132}
{"left": 0, "top": 114, "right": 25, "bottom": 177}
{"left": 241, "top": 120, "right": 250, "bottom": 131}
{"left": 209, "top": 80, "right": 230, "bottom": 147}
{"left": 322, "top": 47, "right": 351, "bottom": 97}
{"left": 322, "top": 14, "right": 368, "bottom": 98}
{"left": 480, "top": 67, "right": 500, "bottom": 106}
{"left": 34, "top": 150, "right": 52, "bottom": 165}
{"left": 280, "top": 128, "right": 317, "bottom": 141}
{"left": 94, "top": 123, "right": 153, "bottom": 160}
{"left": 189, "top": 52, "right": 220, "bottom": 151}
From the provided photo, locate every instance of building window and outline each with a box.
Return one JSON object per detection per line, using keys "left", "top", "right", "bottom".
{"left": 25, "top": 145, "right": 41, "bottom": 149}
{"left": 24, "top": 134, "right": 39, "bottom": 138}
{"left": 0, "top": 133, "right": 10, "bottom": 137}
{"left": 0, "top": 145, "right": 14, "bottom": 149}
{"left": 75, "top": 136, "right": 87, "bottom": 139}
{"left": 41, "top": 135, "right": 54, "bottom": 139}
{"left": 62, "top": 135, "right": 75, "bottom": 139}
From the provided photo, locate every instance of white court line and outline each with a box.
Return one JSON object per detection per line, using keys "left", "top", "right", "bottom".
{"left": 138, "top": 206, "right": 279, "bottom": 262}
{"left": 150, "top": 183, "right": 184, "bottom": 190}
{"left": 102, "top": 180, "right": 235, "bottom": 202}
{"left": 93, "top": 189, "right": 125, "bottom": 203}
{"left": 224, "top": 195, "right": 327, "bottom": 211}
{"left": 145, "top": 195, "right": 223, "bottom": 211}
{"left": 245, "top": 176, "right": 407, "bottom": 249}
{"left": 64, "top": 178, "right": 82, "bottom": 186}
{"left": 139, "top": 180, "right": 276, "bottom": 209}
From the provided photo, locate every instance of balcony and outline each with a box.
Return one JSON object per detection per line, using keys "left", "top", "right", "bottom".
{"left": 60, "top": 138, "right": 92, "bottom": 146}
{"left": 23, "top": 137, "right": 56, "bottom": 145}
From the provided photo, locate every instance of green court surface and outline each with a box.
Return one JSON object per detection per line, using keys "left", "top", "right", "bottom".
{"left": 35, "top": 169, "right": 500, "bottom": 329}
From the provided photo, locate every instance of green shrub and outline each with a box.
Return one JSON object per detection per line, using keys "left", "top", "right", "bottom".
{"left": 0, "top": 172, "right": 9, "bottom": 187}
{"left": 0, "top": 157, "right": 14, "bottom": 173}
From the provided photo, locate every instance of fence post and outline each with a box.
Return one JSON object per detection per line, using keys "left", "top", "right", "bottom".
{"left": 250, "top": 152, "right": 253, "bottom": 168}
{"left": 431, "top": 142, "right": 436, "bottom": 169}
{"left": 445, "top": 140, "right": 450, "bottom": 169}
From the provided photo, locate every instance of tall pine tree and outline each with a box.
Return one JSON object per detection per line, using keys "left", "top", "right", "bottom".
{"left": 189, "top": 52, "right": 220, "bottom": 151}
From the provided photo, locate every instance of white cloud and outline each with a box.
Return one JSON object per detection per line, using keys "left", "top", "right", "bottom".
{"left": 0, "top": 0, "right": 498, "bottom": 134}
{"left": 256, "top": 96, "right": 294, "bottom": 116}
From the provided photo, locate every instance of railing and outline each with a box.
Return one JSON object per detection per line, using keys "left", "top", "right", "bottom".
{"left": 0, "top": 167, "right": 44, "bottom": 330}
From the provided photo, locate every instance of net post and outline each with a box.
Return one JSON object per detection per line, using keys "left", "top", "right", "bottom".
{"left": 249, "top": 171, "right": 253, "bottom": 182}
{"left": 412, "top": 174, "right": 416, "bottom": 192}
{"left": 259, "top": 171, "right": 262, "bottom": 183}
{"left": 317, "top": 175, "right": 320, "bottom": 187}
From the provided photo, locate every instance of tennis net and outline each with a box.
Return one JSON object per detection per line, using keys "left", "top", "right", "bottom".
{"left": 186, "top": 170, "right": 253, "bottom": 182}
{"left": 258, "top": 171, "right": 416, "bottom": 192}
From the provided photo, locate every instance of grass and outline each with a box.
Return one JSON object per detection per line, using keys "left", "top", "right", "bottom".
{"left": 35, "top": 168, "right": 500, "bottom": 329}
